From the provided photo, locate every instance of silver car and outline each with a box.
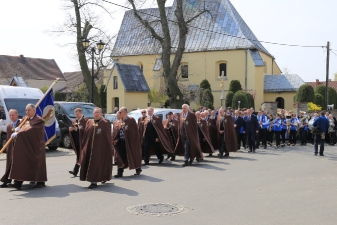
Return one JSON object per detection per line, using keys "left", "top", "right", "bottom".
{"left": 128, "top": 108, "right": 182, "bottom": 123}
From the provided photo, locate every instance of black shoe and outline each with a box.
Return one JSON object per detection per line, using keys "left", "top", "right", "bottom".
{"left": 314, "top": 153, "right": 318, "bottom": 156}
{"left": 224, "top": 153, "right": 229, "bottom": 157}
{"left": 218, "top": 153, "right": 223, "bottom": 159}
{"left": 9, "top": 183, "right": 22, "bottom": 190}
{"left": 196, "top": 158, "right": 200, "bottom": 162}
{"left": 69, "top": 164, "right": 80, "bottom": 177}
{"left": 101, "top": 181, "right": 106, "bottom": 184}
{"left": 166, "top": 155, "right": 171, "bottom": 160}
{"left": 207, "top": 153, "right": 213, "bottom": 157}
{"left": 189, "top": 160, "right": 194, "bottom": 165}
{"left": 264, "top": 146, "right": 267, "bottom": 149}
{"left": 143, "top": 162, "right": 149, "bottom": 166}
{"left": 170, "top": 156, "right": 176, "bottom": 161}
{"left": 182, "top": 161, "right": 189, "bottom": 167}
{"left": 34, "top": 182, "right": 46, "bottom": 188}
{"left": 0, "top": 183, "right": 9, "bottom": 188}
{"left": 114, "top": 174, "right": 123, "bottom": 178}
{"left": 320, "top": 154, "right": 324, "bottom": 156}
{"left": 159, "top": 157, "right": 164, "bottom": 164}
{"left": 134, "top": 169, "right": 142, "bottom": 176}
{"left": 88, "top": 183, "right": 97, "bottom": 189}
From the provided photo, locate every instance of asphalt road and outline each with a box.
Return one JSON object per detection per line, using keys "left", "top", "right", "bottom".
{"left": 0, "top": 144, "right": 337, "bottom": 225}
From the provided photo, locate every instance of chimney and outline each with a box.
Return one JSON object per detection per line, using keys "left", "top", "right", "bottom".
{"left": 316, "top": 79, "right": 319, "bottom": 86}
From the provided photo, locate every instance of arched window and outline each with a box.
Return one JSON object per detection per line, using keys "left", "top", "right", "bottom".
{"left": 219, "top": 63, "right": 227, "bottom": 77}
{"left": 276, "top": 97, "right": 285, "bottom": 109}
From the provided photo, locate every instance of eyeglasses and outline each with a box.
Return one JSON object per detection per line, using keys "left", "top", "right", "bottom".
{"left": 141, "top": 112, "right": 146, "bottom": 114}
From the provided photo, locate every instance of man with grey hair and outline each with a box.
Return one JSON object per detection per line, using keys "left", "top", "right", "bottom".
{"left": 8, "top": 104, "right": 47, "bottom": 190}
{"left": 0, "top": 109, "right": 20, "bottom": 188}
{"left": 179, "top": 104, "right": 203, "bottom": 167}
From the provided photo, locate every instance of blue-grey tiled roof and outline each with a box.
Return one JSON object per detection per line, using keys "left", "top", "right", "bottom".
{"left": 264, "top": 74, "right": 305, "bottom": 92}
{"left": 115, "top": 63, "right": 150, "bottom": 92}
{"left": 249, "top": 49, "right": 265, "bottom": 66}
{"left": 10, "top": 76, "right": 28, "bottom": 87}
{"left": 112, "top": 0, "right": 270, "bottom": 57}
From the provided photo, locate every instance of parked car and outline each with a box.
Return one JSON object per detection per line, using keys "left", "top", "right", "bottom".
{"left": 47, "top": 120, "right": 61, "bottom": 150}
{"left": 128, "top": 108, "right": 182, "bottom": 123}
{"left": 55, "top": 102, "right": 96, "bottom": 149}
{"left": 104, "top": 114, "right": 117, "bottom": 131}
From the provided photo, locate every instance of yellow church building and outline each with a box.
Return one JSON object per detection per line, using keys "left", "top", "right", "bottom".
{"left": 106, "top": 0, "right": 302, "bottom": 112}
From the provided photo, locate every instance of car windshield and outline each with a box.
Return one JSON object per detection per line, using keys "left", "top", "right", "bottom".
{"left": 105, "top": 114, "right": 116, "bottom": 123}
{"left": 62, "top": 103, "right": 96, "bottom": 119}
{"left": 4, "top": 98, "right": 39, "bottom": 118}
{"left": 128, "top": 112, "right": 142, "bottom": 123}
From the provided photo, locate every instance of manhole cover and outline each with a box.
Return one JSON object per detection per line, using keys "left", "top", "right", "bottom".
{"left": 126, "top": 203, "right": 187, "bottom": 216}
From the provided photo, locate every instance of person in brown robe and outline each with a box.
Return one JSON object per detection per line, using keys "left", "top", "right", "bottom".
{"left": 112, "top": 107, "right": 142, "bottom": 178}
{"left": 79, "top": 108, "right": 112, "bottom": 189}
{"left": 0, "top": 109, "right": 20, "bottom": 188}
{"left": 217, "top": 108, "right": 238, "bottom": 158}
{"left": 113, "top": 111, "right": 122, "bottom": 165}
{"left": 141, "top": 107, "right": 174, "bottom": 165}
{"left": 138, "top": 109, "right": 147, "bottom": 159}
{"left": 203, "top": 110, "right": 218, "bottom": 157}
{"left": 8, "top": 104, "right": 47, "bottom": 190}
{"left": 179, "top": 104, "right": 203, "bottom": 167}
{"left": 68, "top": 108, "right": 88, "bottom": 177}
{"left": 163, "top": 112, "right": 178, "bottom": 161}
{"left": 195, "top": 111, "right": 215, "bottom": 154}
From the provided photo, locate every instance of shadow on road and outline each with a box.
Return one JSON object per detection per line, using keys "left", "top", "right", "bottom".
{"left": 114, "top": 174, "right": 164, "bottom": 183}
{"left": 11, "top": 183, "right": 139, "bottom": 198}
{"left": 190, "top": 163, "right": 225, "bottom": 171}
{"left": 225, "top": 156, "right": 257, "bottom": 161}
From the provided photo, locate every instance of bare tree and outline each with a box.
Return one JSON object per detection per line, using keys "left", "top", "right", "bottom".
{"left": 128, "top": 0, "right": 209, "bottom": 108}
{"left": 283, "top": 67, "right": 291, "bottom": 75}
{"left": 52, "top": 0, "right": 115, "bottom": 107}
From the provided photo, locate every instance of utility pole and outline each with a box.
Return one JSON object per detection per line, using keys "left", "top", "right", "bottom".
{"left": 325, "top": 41, "right": 330, "bottom": 110}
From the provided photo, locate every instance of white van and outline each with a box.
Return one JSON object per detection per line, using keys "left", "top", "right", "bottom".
{"left": 0, "top": 85, "right": 61, "bottom": 150}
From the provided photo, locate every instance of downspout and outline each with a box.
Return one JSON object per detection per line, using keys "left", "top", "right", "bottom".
{"left": 245, "top": 50, "right": 248, "bottom": 89}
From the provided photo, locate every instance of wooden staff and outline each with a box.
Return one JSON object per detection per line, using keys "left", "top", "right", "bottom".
{"left": 0, "top": 78, "right": 60, "bottom": 154}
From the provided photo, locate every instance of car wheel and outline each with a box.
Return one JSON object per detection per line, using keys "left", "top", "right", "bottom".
{"left": 1, "top": 134, "right": 7, "bottom": 152}
{"left": 62, "top": 134, "right": 72, "bottom": 149}
{"left": 48, "top": 146, "right": 58, "bottom": 150}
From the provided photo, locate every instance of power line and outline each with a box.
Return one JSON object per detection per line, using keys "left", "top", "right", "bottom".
{"left": 101, "top": 0, "right": 325, "bottom": 49}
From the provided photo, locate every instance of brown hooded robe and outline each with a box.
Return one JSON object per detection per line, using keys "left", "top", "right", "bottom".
{"left": 1, "top": 120, "right": 21, "bottom": 182}
{"left": 217, "top": 114, "right": 238, "bottom": 153}
{"left": 178, "top": 112, "right": 203, "bottom": 160}
{"left": 197, "top": 119, "right": 215, "bottom": 153}
{"left": 80, "top": 119, "right": 112, "bottom": 182}
{"left": 142, "top": 116, "right": 174, "bottom": 155}
{"left": 69, "top": 116, "right": 88, "bottom": 163}
{"left": 163, "top": 118, "right": 184, "bottom": 156}
{"left": 112, "top": 117, "right": 142, "bottom": 170}
{"left": 206, "top": 118, "right": 219, "bottom": 150}
{"left": 9, "top": 116, "right": 47, "bottom": 182}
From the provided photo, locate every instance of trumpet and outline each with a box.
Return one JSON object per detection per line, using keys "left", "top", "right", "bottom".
{"left": 269, "top": 120, "right": 273, "bottom": 131}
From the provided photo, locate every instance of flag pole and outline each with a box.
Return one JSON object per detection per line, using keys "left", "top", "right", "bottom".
{"left": 0, "top": 78, "right": 60, "bottom": 154}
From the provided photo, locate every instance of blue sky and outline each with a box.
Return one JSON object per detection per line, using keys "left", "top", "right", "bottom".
{"left": 0, "top": 0, "right": 336, "bottom": 82}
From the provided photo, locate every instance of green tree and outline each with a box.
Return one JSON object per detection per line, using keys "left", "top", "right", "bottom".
{"left": 148, "top": 88, "right": 169, "bottom": 105}
{"left": 244, "top": 92, "right": 254, "bottom": 108}
{"left": 296, "top": 84, "right": 315, "bottom": 102}
{"left": 201, "top": 89, "right": 214, "bottom": 109}
{"left": 200, "top": 79, "right": 212, "bottom": 91}
{"left": 232, "top": 90, "right": 248, "bottom": 109}
{"left": 99, "top": 85, "right": 107, "bottom": 109}
{"left": 225, "top": 91, "right": 234, "bottom": 107}
{"left": 314, "top": 93, "right": 324, "bottom": 107}
{"left": 328, "top": 87, "right": 337, "bottom": 106}
{"left": 315, "top": 85, "right": 326, "bottom": 105}
{"left": 68, "top": 84, "right": 90, "bottom": 103}
{"left": 39, "top": 86, "right": 48, "bottom": 94}
{"left": 229, "top": 80, "right": 242, "bottom": 94}
{"left": 54, "top": 92, "right": 64, "bottom": 101}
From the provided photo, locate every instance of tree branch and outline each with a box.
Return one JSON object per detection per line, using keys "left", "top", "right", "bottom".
{"left": 186, "top": 9, "right": 211, "bottom": 24}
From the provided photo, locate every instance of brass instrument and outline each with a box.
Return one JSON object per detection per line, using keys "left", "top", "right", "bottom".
{"left": 269, "top": 119, "right": 273, "bottom": 131}
{"left": 287, "top": 120, "right": 291, "bottom": 133}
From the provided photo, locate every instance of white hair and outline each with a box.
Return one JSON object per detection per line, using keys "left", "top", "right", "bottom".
{"left": 182, "top": 104, "right": 190, "bottom": 109}
{"left": 26, "top": 104, "right": 36, "bottom": 110}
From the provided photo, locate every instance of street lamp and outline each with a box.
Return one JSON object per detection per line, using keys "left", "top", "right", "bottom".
{"left": 82, "top": 38, "right": 105, "bottom": 103}
{"left": 238, "top": 101, "right": 241, "bottom": 109}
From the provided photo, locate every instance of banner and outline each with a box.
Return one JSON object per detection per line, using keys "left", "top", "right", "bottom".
{"left": 36, "top": 89, "right": 56, "bottom": 145}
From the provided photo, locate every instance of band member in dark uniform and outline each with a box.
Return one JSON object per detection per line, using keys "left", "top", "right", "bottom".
{"left": 196, "top": 111, "right": 214, "bottom": 154}
{"left": 0, "top": 109, "right": 20, "bottom": 188}
{"left": 69, "top": 108, "right": 88, "bottom": 177}
{"left": 138, "top": 109, "right": 147, "bottom": 159}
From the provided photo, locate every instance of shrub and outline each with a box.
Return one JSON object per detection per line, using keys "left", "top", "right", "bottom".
{"left": 232, "top": 90, "right": 249, "bottom": 109}
{"left": 296, "top": 84, "right": 314, "bottom": 102}
{"left": 225, "top": 91, "right": 234, "bottom": 107}
{"left": 314, "top": 93, "right": 324, "bottom": 107}
{"left": 229, "top": 80, "right": 242, "bottom": 94}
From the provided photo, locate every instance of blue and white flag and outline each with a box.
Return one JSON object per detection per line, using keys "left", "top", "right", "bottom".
{"left": 36, "top": 89, "right": 56, "bottom": 145}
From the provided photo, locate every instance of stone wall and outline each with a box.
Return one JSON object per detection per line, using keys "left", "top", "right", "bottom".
{"left": 261, "top": 102, "right": 277, "bottom": 116}
{"left": 293, "top": 102, "right": 308, "bottom": 115}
